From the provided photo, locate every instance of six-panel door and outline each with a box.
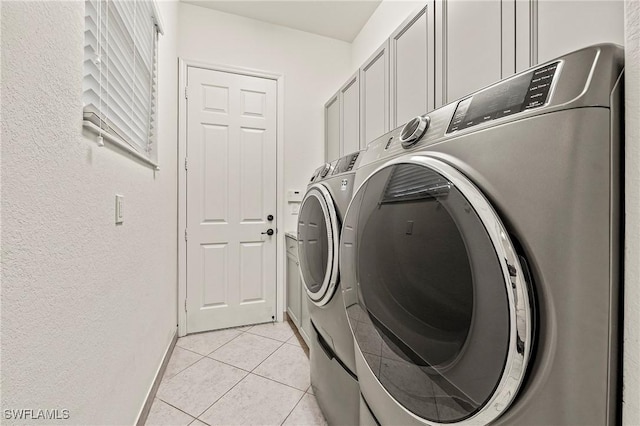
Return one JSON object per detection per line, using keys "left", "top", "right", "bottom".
{"left": 186, "top": 67, "right": 277, "bottom": 333}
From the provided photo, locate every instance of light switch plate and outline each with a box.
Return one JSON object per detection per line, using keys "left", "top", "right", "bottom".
{"left": 115, "top": 195, "right": 124, "bottom": 224}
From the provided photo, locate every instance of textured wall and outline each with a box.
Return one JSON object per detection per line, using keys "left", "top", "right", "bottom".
{"left": 0, "top": 1, "right": 179, "bottom": 423}
{"left": 624, "top": 1, "right": 640, "bottom": 423}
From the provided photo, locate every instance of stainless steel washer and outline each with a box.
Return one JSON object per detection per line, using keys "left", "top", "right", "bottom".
{"left": 297, "top": 151, "right": 363, "bottom": 425}
{"left": 340, "top": 44, "right": 623, "bottom": 425}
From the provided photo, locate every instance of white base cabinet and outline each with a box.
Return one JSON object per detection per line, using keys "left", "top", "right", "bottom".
{"left": 285, "top": 234, "right": 310, "bottom": 346}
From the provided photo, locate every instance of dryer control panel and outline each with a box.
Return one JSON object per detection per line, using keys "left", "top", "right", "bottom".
{"left": 447, "top": 62, "right": 560, "bottom": 133}
{"left": 355, "top": 44, "right": 623, "bottom": 171}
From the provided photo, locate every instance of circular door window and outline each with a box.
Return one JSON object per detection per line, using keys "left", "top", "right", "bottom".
{"left": 298, "top": 184, "right": 340, "bottom": 306}
{"left": 341, "top": 156, "right": 532, "bottom": 425}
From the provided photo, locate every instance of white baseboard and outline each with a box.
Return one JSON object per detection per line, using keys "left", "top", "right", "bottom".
{"left": 135, "top": 329, "right": 178, "bottom": 426}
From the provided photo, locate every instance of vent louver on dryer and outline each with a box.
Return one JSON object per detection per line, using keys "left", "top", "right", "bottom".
{"left": 381, "top": 164, "right": 452, "bottom": 203}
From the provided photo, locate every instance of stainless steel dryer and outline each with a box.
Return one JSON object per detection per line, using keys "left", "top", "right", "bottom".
{"left": 340, "top": 44, "right": 623, "bottom": 425}
{"left": 297, "top": 151, "right": 362, "bottom": 425}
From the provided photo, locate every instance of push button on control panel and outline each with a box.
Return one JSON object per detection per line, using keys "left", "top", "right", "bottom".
{"left": 523, "top": 62, "right": 559, "bottom": 110}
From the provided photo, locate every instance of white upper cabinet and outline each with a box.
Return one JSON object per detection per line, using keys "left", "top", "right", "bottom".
{"left": 340, "top": 72, "right": 360, "bottom": 156}
{"left": 324, "top": 93, "right": 340, "bottom": 162}
{"left": 535, "top": 0, "right": 624, "bottom": 64}
{"left": 390, "top": 3, "right": 435, "bottom": 128}
{"left": 435, "top": 0, "right": 510, "bottom": 105}
{"left": 359, "top": 41, "right": 390, "bottom": 150}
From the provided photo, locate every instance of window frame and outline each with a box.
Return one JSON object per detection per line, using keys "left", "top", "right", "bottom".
{"left": 82, "top": 0, "right": 164, "bottom": 170}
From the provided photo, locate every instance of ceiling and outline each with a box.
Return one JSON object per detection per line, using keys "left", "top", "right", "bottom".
{"left": 180, "top": 0, "right": 382, "bottom": 42}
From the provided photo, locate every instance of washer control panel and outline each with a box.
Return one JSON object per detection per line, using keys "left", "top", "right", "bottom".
{"left": 332, "top": 152, "right": 360, "bottom": 175}
{"left": 447, "top": 61, "right": 560, "bottom": 133}
{"left": 310, "top": 152, "right": 361, "bottom": 183}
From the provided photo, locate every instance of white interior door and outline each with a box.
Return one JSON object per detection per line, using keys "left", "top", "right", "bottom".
{"left": 186, "top": 67, "right": 277, "bottom": 334}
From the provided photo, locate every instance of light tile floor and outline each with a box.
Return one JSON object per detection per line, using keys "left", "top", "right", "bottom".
{"left": 145, "top": 321, "right": 326, "bottom": 426}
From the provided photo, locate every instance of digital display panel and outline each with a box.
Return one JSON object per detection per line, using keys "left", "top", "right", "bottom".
{"left": 447, "top": 62, "right": 559, "bottom": 133}
{"left": 332, "top": 152, "right": 360, "bottom": 175}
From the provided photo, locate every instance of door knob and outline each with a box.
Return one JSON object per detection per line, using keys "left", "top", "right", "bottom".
{"left": 267, "top": 214, "right": 274, "bottom": 221}
{"left": 262, "top": 228, "right": 274, "bottom": 236}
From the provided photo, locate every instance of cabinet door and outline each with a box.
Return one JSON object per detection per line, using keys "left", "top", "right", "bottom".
{"left": 300, "top": 287, "right": 311, "bottom": 345}
{"left": 436, "top": 0, "right": 506, "bottom": 105}
{"left": 324, "top": 93, "right": 340, "bottom": 162}
{"left": 340, "top": 72, "right": 360, "bottom": 156}
{"left": 536, "top": 0, "right": 624, "bottom": 64}
{"left": 390, "top": 3, "right": 435, "bottom": 128}
{"left": 359, "top": 41, "right": 389, "bottom": 149}
{"left": 286, "top": 250, "right": 301, "bottom": 327}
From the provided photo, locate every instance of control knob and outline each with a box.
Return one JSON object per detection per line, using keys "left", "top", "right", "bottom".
{"left": 320, "top": 163, "right": 331, "bottom": 178}
{"left": 399, "top": 116, "right": 430, "bottom": 148}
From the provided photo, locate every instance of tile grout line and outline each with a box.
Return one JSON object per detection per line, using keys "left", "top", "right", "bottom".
{"left": 279, "top": 389, "right": 306, "bottom": 426}
{"left": 152, "top": 398, "right": 197, "bottom": 423}
{"left": 164, "top": 324, "right": 303, "bottom": 424}
{"left": 246, "top": 324, "right": 311, "bottom": 393}
{"left": 191, "top": 369, "right": 252, "bottom": 422}
{"left": 248, "top": 338, "right": 287, "bottom": 371}
{"left": 201, "top": 332, "right": 245, "bottom": 357}
{"left": 244, "top": 330, "right": 296, "bottom": 344}
{"left": 174, "top": 343, "right": 208, "bottom": 357}
{"left": 209, "top": 333, "right": 308, "bottom": 392}
{"left": 249, "top": 371, "right": 309, "bottom": 394}
{"left": 161, "top": 349, "right": 205, "bottom": 382}
{"left": 178, "top": 323, "right": 265, "bottom": 421}
{"left": 164, "top": 350, "right": 249, "bottom": 381}
{"left": 175, "top": 330, "right": 244, "bottom": 358}
{"left": 193, "top": 369, "right": 307, "bottom": 424}
{"left": 203, "top": 356, "right": 253, "bottom": 374}
{"left": 157, "top": 333, "right": 251, "bottom": 422}
{"left": 206, "top": 331, "right": 290, "bottom": 373}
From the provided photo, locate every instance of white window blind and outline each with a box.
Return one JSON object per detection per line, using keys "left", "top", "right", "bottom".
{"left": 83, "top": 0, "right": 163, "bottom": 165}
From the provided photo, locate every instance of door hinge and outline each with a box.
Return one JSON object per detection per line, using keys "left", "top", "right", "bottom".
{"left": 184, "top": 229, "right": 188, "bottom": 242}
{"left": 184, "top": 299, "right": 187, "bottom": 312}
{"left": 184, "top": 157, "right": 188, "bottom": 171}
{"left": 184, "top": 86, "right": 188, "bottom": 99}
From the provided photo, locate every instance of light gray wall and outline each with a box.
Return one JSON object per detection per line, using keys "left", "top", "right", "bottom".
{"left": 624, "top": 1, "right": 640, "bottom": 423}
{"left": 0, "top": 0, "right": 179, "bottom": 423}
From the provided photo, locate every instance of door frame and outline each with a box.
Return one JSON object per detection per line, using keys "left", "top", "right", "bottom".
{"left": 177, "top": 58, "right": 285, "bottom": 337}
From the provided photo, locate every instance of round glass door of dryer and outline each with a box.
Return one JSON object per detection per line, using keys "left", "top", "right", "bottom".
{"left": 340, "top": 157, "right": 532, "bottom": 425}
{"left": 297, "top": 184, "right": 340, "bottom": 306}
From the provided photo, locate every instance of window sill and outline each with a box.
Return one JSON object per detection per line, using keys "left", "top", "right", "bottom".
{"left": 83, "top": 120, "right": 160, "bottom": 170}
